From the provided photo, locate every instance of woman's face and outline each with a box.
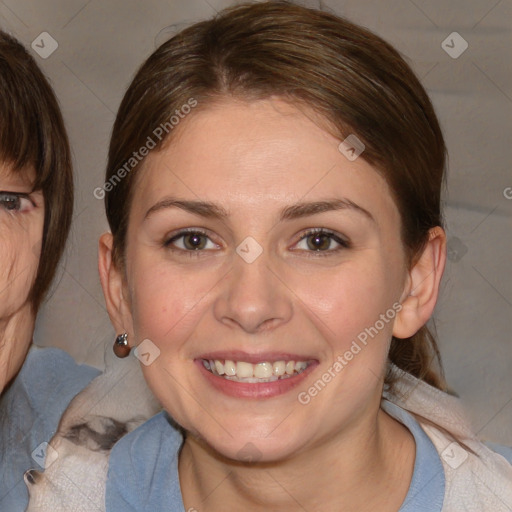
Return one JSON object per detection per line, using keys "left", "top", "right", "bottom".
{"left": 0, "top": 163, "right": 44, "bottom": 391}
{"left": 121, "top": 98, "right": 411, "bottom": 461}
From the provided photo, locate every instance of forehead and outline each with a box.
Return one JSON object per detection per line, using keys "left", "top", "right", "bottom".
{"left": 132, "top": 98, "right": 398, "bottom": 223}
{"left": 0, "top": 160, "right": 36, "bottom": 187}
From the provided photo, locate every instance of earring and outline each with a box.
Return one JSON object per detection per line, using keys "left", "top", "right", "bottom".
{"left": 113, "top": 333, "right": 130, "bottom": 358}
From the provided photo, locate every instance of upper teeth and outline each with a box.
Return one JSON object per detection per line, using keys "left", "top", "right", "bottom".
{"left": 204, "top": 359, "right": 309, "bottom": 380}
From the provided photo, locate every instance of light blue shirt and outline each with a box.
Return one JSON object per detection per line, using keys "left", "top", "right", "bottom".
{"left": 0, "top": 345, "right": 100, "bottom": 510}
{"left": 106, "top": 400, "right": 446, "bottom": 511}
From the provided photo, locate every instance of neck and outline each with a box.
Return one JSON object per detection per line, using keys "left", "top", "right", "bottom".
{"left": 179, "top": 405, "right": 415, "bottom": 512}
{"left": 0, "top": 301, "right": 35, "bottom": 394}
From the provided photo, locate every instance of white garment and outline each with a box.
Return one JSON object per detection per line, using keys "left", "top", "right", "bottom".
{"left": 383, "top": 365, "right": 512, "bottom": 511}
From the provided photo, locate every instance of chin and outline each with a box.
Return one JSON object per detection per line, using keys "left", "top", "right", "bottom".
{"left": 191, "top": 424, "right": 307, "bottom": 465}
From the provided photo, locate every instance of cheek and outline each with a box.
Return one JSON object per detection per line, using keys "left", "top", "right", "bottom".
{"left": 128, "top": 254, "right": 218, "bottom": 346}
{"left": 0, "top": 221, "right": 39, "bottom": 317}
{"left": 292, "top": 259, "right": 399, "bottom": 349}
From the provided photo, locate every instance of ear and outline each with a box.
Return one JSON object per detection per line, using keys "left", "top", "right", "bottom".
{"left": 393, "top": 227, "right": 446, "bottom": 339}
{"left": 98, "top": 232, "right": 134, "bottom": 342}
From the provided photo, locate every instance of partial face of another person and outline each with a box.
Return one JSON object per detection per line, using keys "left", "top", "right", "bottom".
{"left": 0, "top": 162, "right": 44, "bottom": 392}
{"left": 107, "top": 97, "right": 419, "bottom": 462}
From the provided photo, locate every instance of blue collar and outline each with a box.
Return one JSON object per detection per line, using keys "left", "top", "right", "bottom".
{"left": 382, "top": 400, "right": 445, "bottom": 511}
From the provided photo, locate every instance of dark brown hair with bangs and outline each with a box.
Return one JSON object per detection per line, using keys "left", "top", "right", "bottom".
{"left": 104, "top": 1, "right": 446, "bottom": 389}
{"left": 0, "top": 30, "right": 73, "bottom": 311}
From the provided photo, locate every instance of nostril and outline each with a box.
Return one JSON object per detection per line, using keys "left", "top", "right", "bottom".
{"left": 24, "top": 469, "right": 38, "bottom": 485}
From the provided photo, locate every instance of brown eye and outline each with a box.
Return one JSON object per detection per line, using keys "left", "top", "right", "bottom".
{"left": 0, "top": 192, "right": 20, "bottom": 210}
{"left": 0, "top": 192, "right": 34, "bottom": 212}
{"left": 294, "top": 228, "right": 350, "bottom": 253}
{"left": 182, "top": 233, "right": 207, "bottom": 250}
{"left": 306, "top": 232, "right": 332, "bottom": 251}
{"left": 164, "top": 229, "right": 219, "bottom": 253}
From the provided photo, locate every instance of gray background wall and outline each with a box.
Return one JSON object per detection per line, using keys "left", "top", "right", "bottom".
{"left": 1, "top": 0, "right": 511, "bottom": 444}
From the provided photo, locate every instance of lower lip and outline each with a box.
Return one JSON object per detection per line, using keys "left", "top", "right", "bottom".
{"left": 195, "top": 359, "right": 318, "bottom": 399}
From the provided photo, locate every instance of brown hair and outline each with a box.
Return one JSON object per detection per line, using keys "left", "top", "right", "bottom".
{"left": 0, "top": 31, "right": 73, "bottom": 311}
{"left": 104, "top": 1, "right": 446, "bottom": 389}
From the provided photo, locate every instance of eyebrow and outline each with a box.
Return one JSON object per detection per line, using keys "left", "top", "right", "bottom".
{"left": 144, "top": 197, "right": 375, "bottom": 223}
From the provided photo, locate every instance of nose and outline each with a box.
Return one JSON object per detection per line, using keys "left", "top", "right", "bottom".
{"left": 213, "top": 248, "right": 293, "bottom": 333}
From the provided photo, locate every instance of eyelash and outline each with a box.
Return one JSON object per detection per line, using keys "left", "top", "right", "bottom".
{"left": 0, "top": 191, "right": 34, "bottom": 213}
{"left": 295, "top": 228, "right": 350, "bottom": 256}
{"left": 163, "top": 227, "right": 350, "bottom": 258}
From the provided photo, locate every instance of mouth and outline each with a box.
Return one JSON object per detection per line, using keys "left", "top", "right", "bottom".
{"left": 195, "top": 351, "right": 318, "bottom": 399}
{"left": 201, "top": 358, "right": 312, "bottom": 383}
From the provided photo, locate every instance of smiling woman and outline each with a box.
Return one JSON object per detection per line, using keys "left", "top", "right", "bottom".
{"left": 97, "top": 1, "right": 512, "bottom": 511}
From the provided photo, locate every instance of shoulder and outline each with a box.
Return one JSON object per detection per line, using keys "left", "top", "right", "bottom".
{"left": 420, "top": 420, "right": 512, "bottom": 510}
{"left": 106, "top": 411, "right": 185, "bottom": 512}
{"left": 385, "top": 366, "right": 512, "bottom": 510}
{"left": 0, "top": 345, "right": 100, "bottom": 510}
{"left": 485, "top": 442, "right": 512, "bottom": 465}
{"left": 7, "top": 345, "right": 101, "bottom": 419}
{"left": 109, "top": 411, "right": 183, "bottom": 465}
{"left": 19, "top": 345, "right": 100, "bottom": 396}
{"left": 1, "top": 345, "right": 101, "bottom": 438}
